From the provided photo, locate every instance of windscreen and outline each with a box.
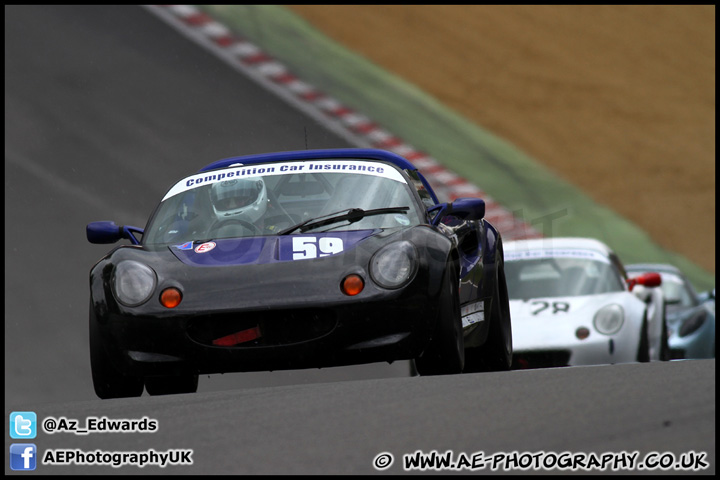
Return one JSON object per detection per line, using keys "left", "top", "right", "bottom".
{"left": 504, "top": 248, "right": 625, "bottom": 299}
{"left": 143, "top": 159, "right": 423, "bottom": 245}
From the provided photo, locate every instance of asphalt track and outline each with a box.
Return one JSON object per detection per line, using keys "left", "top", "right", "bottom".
{"left": 4, "top": 5, "right": 715, "bottom": 475}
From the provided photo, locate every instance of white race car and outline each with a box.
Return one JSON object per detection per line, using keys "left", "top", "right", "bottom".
{"left": 504, "top": 237, "right": 669, "bottom": 369}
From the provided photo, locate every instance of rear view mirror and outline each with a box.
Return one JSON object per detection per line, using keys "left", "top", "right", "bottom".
{"left": 429, "top": 198, "right": 485, "bottom": 225}
{"left": 87, "top": 221, "right": 123, "bottom": 244}
{"left": 87, "top": 221, "right": 143, "bottom": 245}
{"left": 448, "top": 198, "right": 486, "bottom": 220}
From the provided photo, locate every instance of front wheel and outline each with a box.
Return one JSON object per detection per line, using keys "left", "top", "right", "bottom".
{"left": 636, "top": 317, "right": 651, "bottom": 363}
{"left": 145, "top": 374, "right": 199, "bottom": 396}
{"left": 89, "top": 302, "right": 144, "bottom": 399}
{"left": 659, "top": 316, "right": 671, "bottom": 361}
{"left": 414, "top": 260, "right": 464, "bottom": 376}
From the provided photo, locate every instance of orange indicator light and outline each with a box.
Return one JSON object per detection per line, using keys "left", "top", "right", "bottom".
{"left": 160, "top": 288, "right": 182, "bottom": 308}
{"left": 576, "top": 327, "right": 590, "bottom": 340}
{"left": 341, "top": 274, "right": 364, "bottom": 296}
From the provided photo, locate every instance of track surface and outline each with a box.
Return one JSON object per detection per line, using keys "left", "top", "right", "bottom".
{"left": 4, "top": 5, "right": 715, "bottom": 475}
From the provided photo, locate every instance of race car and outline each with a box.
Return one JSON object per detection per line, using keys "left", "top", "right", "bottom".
{"left": 86, "top": 148, "right": 512, "bottom": 398}
{"left": 626, "top": 263, "right": 715, "bottom": 359}
{"left": 503, "top": 237, "right": 668, "bottom": 369}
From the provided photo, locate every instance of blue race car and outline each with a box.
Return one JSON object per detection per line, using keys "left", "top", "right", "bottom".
{"left": 626, "top": 263, "right": 715, "bottom": 359}
{"left": 87, "top": 148, "right": 512, "bottom": 398}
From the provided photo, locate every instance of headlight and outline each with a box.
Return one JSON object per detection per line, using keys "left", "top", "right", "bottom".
{"left": 112, "top": 260, "right": 157, "bottom": 306}
{"left": 369, "top": 241, "right": 418, "bottom": 289}
{"left": 678, "top": 310, "right": 707, "bottom": 337}
{"left": 593, "top": 304, "right": 624, "bottom": 335}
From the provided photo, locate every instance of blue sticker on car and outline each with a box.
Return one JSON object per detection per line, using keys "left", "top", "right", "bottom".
{"left": 175, "top": 241, "right": 194, "bottom": 250}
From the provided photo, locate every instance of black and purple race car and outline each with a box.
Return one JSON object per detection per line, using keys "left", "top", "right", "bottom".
{"left": 87, "top": 148, "right": 512, "bottom": 398}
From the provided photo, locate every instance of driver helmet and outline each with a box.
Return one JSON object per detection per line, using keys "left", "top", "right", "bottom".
{"left": 210, "top": 177, "right": 267, "bottom": 224}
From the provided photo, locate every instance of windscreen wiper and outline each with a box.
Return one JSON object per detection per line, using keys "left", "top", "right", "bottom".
{"left": 277, "top": 207, "right": 410, "bottom": 235}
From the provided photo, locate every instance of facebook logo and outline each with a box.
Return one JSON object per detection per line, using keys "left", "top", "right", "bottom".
{"left": 10, "top": 444, "right": 37, "bottom": 471}
{"left": 9, "top": 412, "right": 37, "bottom": 439}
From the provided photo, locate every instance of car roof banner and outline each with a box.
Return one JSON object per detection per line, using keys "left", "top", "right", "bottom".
{"left": 163, "top": 160, "right": 407, "bottom": 201}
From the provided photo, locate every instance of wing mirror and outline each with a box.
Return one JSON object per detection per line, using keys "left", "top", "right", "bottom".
{"left": 429, "top": 198, "right": 485, "bottom": 225}
{"left": 87, "top": 221, "right": 144, "bottom": 246}
{"left": 627, "top": 272, "right": 662, "bottom": 291}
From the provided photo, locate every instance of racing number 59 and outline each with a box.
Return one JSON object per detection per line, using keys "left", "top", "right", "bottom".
{"left": 292, "top": 237, "right": 344, "bottom": 260}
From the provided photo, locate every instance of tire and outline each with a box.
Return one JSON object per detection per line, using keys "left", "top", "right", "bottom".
{"left": 145, "top": 374, "right": 199, "bottom": 396}
{"left": 89, "top": 301, "right": 144, "bottom": 399}
{"left": 636, "top": 317, "right": 651, "bottom": 363}
{"left": 414, "top": 259, "right": 464, "bottom": 376}
{"left": 659, "top": 315, "right": 671, "bottom": 361}
{"left": 464, "top": 244, "right": 513, "bottom": 373}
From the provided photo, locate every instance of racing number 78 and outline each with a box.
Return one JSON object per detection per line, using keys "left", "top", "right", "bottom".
{"left": 531, "top": 300, "right": 570, "bottom": 315}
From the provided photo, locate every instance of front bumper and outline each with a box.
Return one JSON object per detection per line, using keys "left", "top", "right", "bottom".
{"left": 513, "top": 335, "right": 639, "bottom": 368}
{"left": 96, "top": 291, "right": 436, "bottom": 377}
